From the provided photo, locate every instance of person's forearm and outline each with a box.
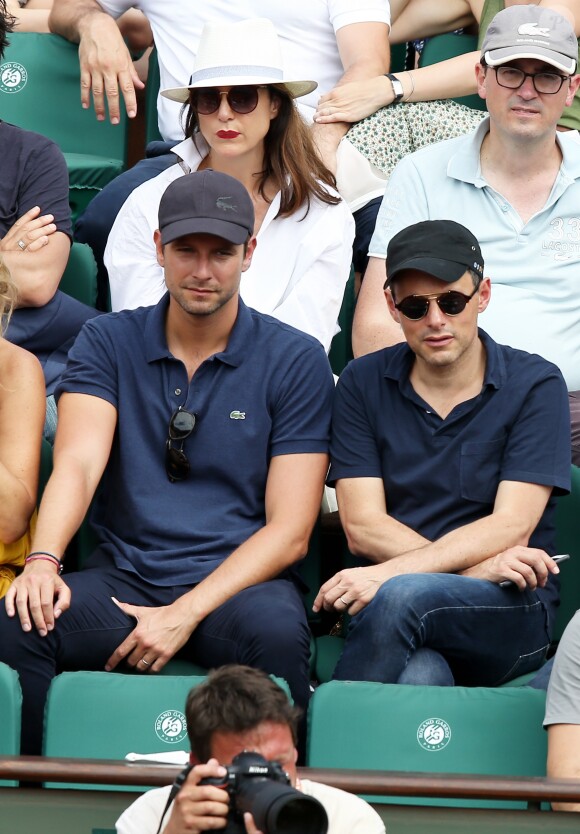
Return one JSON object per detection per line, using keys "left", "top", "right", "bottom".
{"left": 352, "top": 257, "right": 404, "bottom": 357}
{"left": 172, "top": 517, "right": 315, "bottom": 627}
{"left": 0, "top": 464, "right": 36, "bottom": 542}
{"left": 342, "top": 509, "right": 431, "bottom": 562}
{"left": 3, "top": 233, "right": 69, "bottom": 308}
{"left": 392, "top": 51, "right": 481, "bottom": 103}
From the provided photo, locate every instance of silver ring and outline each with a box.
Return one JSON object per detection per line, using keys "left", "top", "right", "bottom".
{"left": 339, "top": 596, "right": 349, "bottom": 606}
{"left": 140, "top": 657, "right": 151, "bottom": 666}
{"left": 17, "top": 239, "right": 26, "bottom": 251}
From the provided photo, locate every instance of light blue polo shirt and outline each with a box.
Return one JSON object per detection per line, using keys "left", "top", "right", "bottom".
{"left": 56, "top": 296, "right": 334, "bottom": 586}
{"left": 369, "top": 118, "right": 580, "bottom": 389}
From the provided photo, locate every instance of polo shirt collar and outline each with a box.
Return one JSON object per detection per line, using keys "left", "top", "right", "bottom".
{"left": 448, "top": 115, "right": 580, "bottom": 187}
{"left": 169, "top": 135, "right": 208, "bottom": 171}
{"left": 144, "top": 293, "right": 254, "bottom": 368}
{"left": 382, "top": 327, "right": 505, "bottom": 394}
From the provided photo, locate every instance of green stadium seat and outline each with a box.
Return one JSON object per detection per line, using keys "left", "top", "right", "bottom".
{"left": 419, "top": 33, "right": 487, "bottom": 111}
{"left": 0, "top": 662, "right": 22, "bottom": 787}
{"left": 43, "top": 670, "right": 206, "bottom": 790}
{"left": 43, "top": 669, "right": 291, "bottom": 790}
{"left": 59, "top": 242, "right": 99, "bottom": 309}
{"left": 328, "top": 267, "right": 355, "bottom": 376}
{"left": 145, "top": 48, "right": 163, "bottom": 145}
{"left": 0, "top": 34, "right": 128, "bottom": 222}
{"left": 554, "top": 464, "right": 580, "bottom": 641}
{"left": 307, "top": 681, "right": 547, "bottom": 809}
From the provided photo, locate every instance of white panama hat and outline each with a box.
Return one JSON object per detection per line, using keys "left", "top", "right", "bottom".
{"left": 161, "top": 18, "right": 318, "bottom": 103}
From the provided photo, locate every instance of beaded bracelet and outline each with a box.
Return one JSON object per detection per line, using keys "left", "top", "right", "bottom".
{"left": 25, "top": 551, "right": 64, "bottom": 574}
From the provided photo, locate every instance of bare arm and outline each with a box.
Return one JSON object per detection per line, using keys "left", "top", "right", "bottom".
{"left": 352, "top": 256, "right": 403, "bottom": 357}
{"left": 0, "top": 342, "right": 44, "bottom": 541}
{"left": 106, "top": 452, "right": 329, "bottom": 672}
{"left": 314, "top": 479, "right": 557, "bottom": 614}
{"left": 49, "top": 0, "right": 143, "bottom": 122}
{"left": 4, "top": 392, "right": 117, "bottom": 633}
{"left": 548, "top": 725, "right": 580, "bottom": 812}
{"left": 312, "top": 21, "right": 390, "bottom": 171}
{"left": 390, "top": 0, "right": 477, "bottom": 43}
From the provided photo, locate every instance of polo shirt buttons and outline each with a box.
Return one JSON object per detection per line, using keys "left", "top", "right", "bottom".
{"left": 174, "top": 388, "right": 182, "bottom": 396}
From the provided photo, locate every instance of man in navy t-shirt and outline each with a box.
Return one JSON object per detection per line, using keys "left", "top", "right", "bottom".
{"left": 314, "top": 219, "right": 570, "bottom": 687}
{"left": 0, "top": 170, "right": 334, "bottom": 756}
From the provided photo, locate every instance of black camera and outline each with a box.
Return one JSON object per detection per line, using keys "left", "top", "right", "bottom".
{"left": 200, "top": 751, "right": 328, "bottom": 834}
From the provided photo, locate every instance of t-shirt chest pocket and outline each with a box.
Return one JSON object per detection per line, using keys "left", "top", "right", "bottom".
{"left": 460, "top": 436, "right": 506, "bottom": 504}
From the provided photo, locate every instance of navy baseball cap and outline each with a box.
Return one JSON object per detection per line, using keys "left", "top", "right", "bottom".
{"left": 158, "top": 170, "right": 255, "bottom": 245}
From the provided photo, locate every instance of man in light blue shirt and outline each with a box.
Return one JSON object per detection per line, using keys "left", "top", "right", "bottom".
{"left": 354, "top": 4, "right": 580, "bottom": 461}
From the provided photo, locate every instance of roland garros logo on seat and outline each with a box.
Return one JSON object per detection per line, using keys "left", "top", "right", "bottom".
{"left": 155, "top": 709, "right": 188, "bottom": 744}
{"left": 417, "top": 717, "right": 452, "bottom": 752}
{"left": 0, "top": 61, "right": 27, "bottom": 94}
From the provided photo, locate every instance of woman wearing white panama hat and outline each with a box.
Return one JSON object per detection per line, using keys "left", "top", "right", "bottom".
{"left": 105, "top": 18, "right": 355, "bottom": 352}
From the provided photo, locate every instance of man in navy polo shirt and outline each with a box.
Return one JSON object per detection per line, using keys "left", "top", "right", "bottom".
{"left": 0, "top": 170, "right": 334, "bottom": 756}
{"left": 314, "top": 219, "right": 570, "bottom": 687}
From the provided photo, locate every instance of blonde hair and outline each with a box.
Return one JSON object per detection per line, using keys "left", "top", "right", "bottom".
{"left": 0, "top": 258, "right": 17, "bottom": 334}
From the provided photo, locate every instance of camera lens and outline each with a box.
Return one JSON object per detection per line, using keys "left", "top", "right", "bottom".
{"left": 237, "top": 779, "right": 328, "bottom": 834}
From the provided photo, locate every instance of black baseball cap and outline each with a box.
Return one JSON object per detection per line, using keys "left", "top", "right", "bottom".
{"left": 158, "top": 170, "right": 255, "bottom": 245}
{"left": 386, "top": 220, "right": 484, "bottom": 288}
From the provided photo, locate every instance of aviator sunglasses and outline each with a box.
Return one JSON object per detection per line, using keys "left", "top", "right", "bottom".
{"left": 165, "top": 407, "right": 197, "bottom": 483}
{"left": 191, "top": 85, "right": 267, "bottom": 115}
{"left": 394, "top": 286, "right": 479, "bottom": 321}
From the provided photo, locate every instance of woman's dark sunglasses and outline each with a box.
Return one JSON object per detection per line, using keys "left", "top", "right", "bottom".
{"left": 395, "top": 287, "right": 478, "bottom": 321}
{"left": 165, "top": 407, "right": 197, "bottom": 483}
{"left": 191, "top": 85, "right": 267, "bottom": 115}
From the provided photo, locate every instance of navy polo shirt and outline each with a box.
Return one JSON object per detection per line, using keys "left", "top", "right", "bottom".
{"left": 330, "top": 330, "right": 571, "bottom": 610}
{"left": 56, "top": 296, "right": 334, "bottom": 585}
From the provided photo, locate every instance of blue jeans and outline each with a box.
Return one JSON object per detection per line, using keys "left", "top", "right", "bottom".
{"left": 0, "top": 554, "right": 311, "bottom": 755}
{"left": 333, "top": 573, "right": 551, "bottom": 686}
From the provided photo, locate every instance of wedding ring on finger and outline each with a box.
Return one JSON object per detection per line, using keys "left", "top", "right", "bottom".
{"left": 339, "top": 596, "right": 349, "bottom": 607}
{"left": 140, "top": 657, "right": 151, "bottom": 667}
{"left": 17, "top": 239, "right": 27, "bottom": 251}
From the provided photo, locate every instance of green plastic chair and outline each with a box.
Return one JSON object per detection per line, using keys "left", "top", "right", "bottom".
{"left": 43, "top": 669, "right": 291, "bottom": 790}
{"left": 0, "top": 33, "right": 128, "bottom": 221}
{"left": 419, "top": 33, "right": 487, "bottom": 111}
{"left": 58, "top": 242, "right": 99, "bottom": 309}
{"left": 553, "top": 464, "right": 580, "bottom": 641}
{"left": 307, "top": 681, "right": 547, "bottom": 809}
{"left": 0, "top": 662, "right": 22, "bottom": 787}
{"left": 328, "top": 267, "right": 355, "bottom": 376}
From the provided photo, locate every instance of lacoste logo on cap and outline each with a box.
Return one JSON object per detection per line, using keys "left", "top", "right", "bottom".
{"left": 216, "top": 196, "right": 238, "bottom": 213}
{"left": 518, "top": 23, "right": 550, "bottom": 37}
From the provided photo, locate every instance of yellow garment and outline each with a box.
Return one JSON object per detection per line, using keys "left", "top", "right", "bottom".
{"left": 0, "top": 509, "right": 36, "bottom": 598}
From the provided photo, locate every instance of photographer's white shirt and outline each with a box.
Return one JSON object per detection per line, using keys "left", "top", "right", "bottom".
{"left": 115, "top": 778, "right": 386, "bottom": 834}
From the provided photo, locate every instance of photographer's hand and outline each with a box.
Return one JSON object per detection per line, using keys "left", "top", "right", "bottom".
{"left": 243, "top": 812, "right": 265, "bottom": 834}
{"left": 164, "top": 759, "right": 229, "bottom": 834}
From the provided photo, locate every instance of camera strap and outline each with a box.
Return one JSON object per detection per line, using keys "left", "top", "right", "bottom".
{"left": 154, "top": 763, "right": 193, "bottom": 834}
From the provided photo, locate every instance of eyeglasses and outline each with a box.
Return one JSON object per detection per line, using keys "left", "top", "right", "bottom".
{"left": 395, "top": 287, "right": 478, "bottom": 320}
{"left": 492, "top": 65, "right": 569, "bottom": 95}
{"left": 190, "top": 85, "right": 267, "bottom": 115}
{"left": 165, "top": 407, "right": 197, "bottom": 483}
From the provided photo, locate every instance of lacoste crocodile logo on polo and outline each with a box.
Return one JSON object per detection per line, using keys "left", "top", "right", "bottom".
{"left": 0, "top": 62, "right": 27, "bottom": 94}
{"left": 216, "top": 196, "right": 238, "bottom": 213}
{"left": 230, "top": 410, "right": 246, "bottom": 420}
{"left": 518, "top": 23, "right": 550, "bottom": 37}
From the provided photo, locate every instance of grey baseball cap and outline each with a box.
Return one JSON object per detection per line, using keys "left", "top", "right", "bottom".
{"left": 481, "top": 4, "right": 578, "bottom": 75}
{"left": 158, "top": 170, "right": 254, "bottom": 246}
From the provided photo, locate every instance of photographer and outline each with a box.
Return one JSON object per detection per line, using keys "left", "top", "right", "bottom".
{"left": 116, "top": 665, "right": 385, "bottom": 834}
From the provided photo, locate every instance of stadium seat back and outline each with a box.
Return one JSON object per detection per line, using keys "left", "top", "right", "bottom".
{"left": 0, "top": 662, "right": 22, "bottom": 787}
{"left": 307, "top": 681, "right": 547, "bottom": 808}
{"left": 0, "top": 33, "right": 128, "bottom": 158}
{"left": 554, "top": 464, "right": 580, "bottom": 640}
{"left": 43, "top": 670, "right": 291, "bottom": 790}
{"left": 59, "top": 242, "right": 98, "bottom": 309}
{"left": 419, "top": 33, "right": 487, "bottom": 111}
